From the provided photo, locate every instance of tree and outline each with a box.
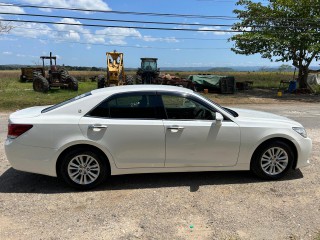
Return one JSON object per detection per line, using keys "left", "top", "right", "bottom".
{"left": 0, "top": 21, "right": 14, "bottom": 33}
{"left": 278, "top": 64, "right": 292, "bottom": 73}
{"left": 230, "top": 0, "right": 320, "bottom": 88}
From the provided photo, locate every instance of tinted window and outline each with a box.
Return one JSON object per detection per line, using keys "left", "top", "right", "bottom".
{"left": 162, "top": 95, "right": 215, "bottom": 120}
{"left": 89, "top": 94, "right": 158, "bottom": 119}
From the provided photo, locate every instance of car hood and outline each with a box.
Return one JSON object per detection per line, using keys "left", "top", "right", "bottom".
{"left": 10, "top": 106, "right": 51, "bottom": 119}
{"left": 229, "top": 107, "right": 302, "bottom": 127}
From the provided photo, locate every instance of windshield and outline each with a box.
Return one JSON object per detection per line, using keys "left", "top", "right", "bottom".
{"left": 141, "top": 61, "right": 157, "bottom": 70}
{"left": 222, "top": 107, "right": 239, "bottom": 117}
{"left": 41, "top": 92, "right": 92, "bottom": 113}
{"left": 194, "top": 92, "right": 239, "bottom": 117}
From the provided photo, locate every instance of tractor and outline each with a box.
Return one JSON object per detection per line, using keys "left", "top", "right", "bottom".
{"left": 136, "top": 58, "right": 160, "bottom": 84}
{"left": 33, "top": 52, "right": 78, "bottom": 93}
{"left": 20, "top": 67, "right": 44, "bottom": 82}
{"left": 97, "top": 51, "right": 126, "bottom": 88}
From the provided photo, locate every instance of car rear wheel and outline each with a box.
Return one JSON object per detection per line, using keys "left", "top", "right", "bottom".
{"left": 251, "top": 141, "right": 294, "bottom": 180}
{"left": 60, "top": 149, "right": 108, "bottom": 190}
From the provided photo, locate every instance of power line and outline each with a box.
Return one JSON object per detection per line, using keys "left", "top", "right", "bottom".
{"left": 1, "top": 3, "right": 320, "bottom": 21}
{"left": 2, "top": 12, "right": 320, "bottom": 29}
{"left": 0, "top": 19, "right": 247, "bottom": 32}
{"left": 0, "top": 3, "right": 238, "bottom": 20}
{"left": 0, "top": 12, "right": 237, "bottom": 27}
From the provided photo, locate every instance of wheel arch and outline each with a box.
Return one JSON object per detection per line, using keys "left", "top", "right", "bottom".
{"left": 250, "top": 137, "right": 298, "bottom": 170}
{"left": 56, "top": 144, "right": 111, "bottom": 177}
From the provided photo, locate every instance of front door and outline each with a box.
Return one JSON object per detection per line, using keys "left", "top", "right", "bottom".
{"left": 161, "top": 94, "right": 240, "bottom": 167}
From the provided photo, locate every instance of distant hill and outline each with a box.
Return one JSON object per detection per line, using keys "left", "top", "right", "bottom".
{"left": 208, "top": 67, "right": 235, "bottom": 72}
{"left": 0, "top": 64, "right": 318, "bottom": 72}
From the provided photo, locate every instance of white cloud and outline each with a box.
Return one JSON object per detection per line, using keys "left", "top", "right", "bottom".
{"left": 142, "top": 36, "right": 179, "bottom": 43}
{"left": 0, "top": 3, "right": 25, "bottom": 13}
{"left": 9, "top": 18, "right": 103, "bottom": 44}
{"left": 9, "top": 19, "right": 82, "bottom": 42}
{"left": 16, "top": 54, "right": 26, "bottom": 57}
{"left": 39, "top": 39, "right": 48, "bottom": 44}
{"left": 11, "top": 23, "right": 52, "bottom": 38}
{"left": 82, "top": 30, "right": 105, "bottom": 44}
{"left": 96, "top": 27, "right": 142, "bottom": 45}
{"left": 0, "top": 36, "right": 17, "bottom": 41}
{"left": 55, "top": 18, "right": 83, "bottom": 32}
{"left": 21, "top": 0, "right": 111, "bottom": 11}
{"left": 2, "top": 51, "right": 12, "bottom": 55}
{"left": 67, "top": 31, "right": 80, "bottom": 41}
{"left": 198, "top": 26, "right": 231, "bottom": 36}
{"left": 7, "top": 15, "right": 179, "bottom": 48}
{"left": 54, "top": 18, "right": 84, "bottom": 41}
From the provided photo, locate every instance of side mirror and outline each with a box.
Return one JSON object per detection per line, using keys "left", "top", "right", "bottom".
{"left": 216, "top": 112, "right": 224, "bottom": 125}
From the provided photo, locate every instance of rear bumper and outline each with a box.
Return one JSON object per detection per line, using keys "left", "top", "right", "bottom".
{"left": 4, "top": 139, "right": 57, "bottom": 177}
{"left": 293, "top": 137, "right": 312, "bottom": 169}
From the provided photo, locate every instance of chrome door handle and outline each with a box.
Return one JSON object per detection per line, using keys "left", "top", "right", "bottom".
{"left": 89, "top": 124, "right": 108, "bottom": 130}
{"left": 167, "top": 126, "right": 184, "bottom": 130}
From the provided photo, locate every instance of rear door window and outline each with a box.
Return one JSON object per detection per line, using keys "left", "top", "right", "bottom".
{"left": 88, "top": 92, "right": 160, "bottom": 119}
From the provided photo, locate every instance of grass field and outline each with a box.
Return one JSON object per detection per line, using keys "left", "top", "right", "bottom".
{"left": 0, "top": 70, "right": 294, "bottom": 111}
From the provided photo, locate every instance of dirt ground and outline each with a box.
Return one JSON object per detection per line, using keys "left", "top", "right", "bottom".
{"left": 208, "top": 88, "right": 320, "bottom": 105}
{"left": 0, "top": 99, "right": 319, "bottom": 240}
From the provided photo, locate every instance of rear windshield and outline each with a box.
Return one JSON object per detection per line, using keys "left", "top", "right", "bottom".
{"left": 41, "top": 92, "right": 92, "bottom": 113}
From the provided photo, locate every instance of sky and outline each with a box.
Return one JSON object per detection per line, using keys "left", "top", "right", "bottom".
{"left": 0, "top": 0, "right": 318, "bottom": 69}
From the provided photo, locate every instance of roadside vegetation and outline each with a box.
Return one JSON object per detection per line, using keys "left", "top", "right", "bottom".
{"left": 0, "top": 70, "right": 294, "bottom": 111}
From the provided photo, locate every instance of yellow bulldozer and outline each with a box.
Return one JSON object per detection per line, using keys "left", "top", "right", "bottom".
{"left": 97, "top": 51, "right": 126, "bottom": 88}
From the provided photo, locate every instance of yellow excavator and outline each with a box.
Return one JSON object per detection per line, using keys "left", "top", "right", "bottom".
{"left": 97, "top": 50, "right": 126, "bottom": 88}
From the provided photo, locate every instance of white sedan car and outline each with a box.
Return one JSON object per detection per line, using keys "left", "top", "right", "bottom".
{"left": 5, "top": 85, "right": 312, "bottom": 189}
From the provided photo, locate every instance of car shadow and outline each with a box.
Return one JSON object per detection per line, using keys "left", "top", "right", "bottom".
{"left": 0, "top": 167, "right": 304, "bottom": 194}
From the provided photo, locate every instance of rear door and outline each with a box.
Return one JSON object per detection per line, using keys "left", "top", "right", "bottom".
{"left": 161, "top": 93, "right": 240, "bottom": 167}
{"left": 79, "top": 91, "right": 166, "bottom": 168}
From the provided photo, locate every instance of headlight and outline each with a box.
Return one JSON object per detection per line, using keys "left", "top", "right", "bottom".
{"left": 292, "top": 127, "right": 307, "bottom": 138}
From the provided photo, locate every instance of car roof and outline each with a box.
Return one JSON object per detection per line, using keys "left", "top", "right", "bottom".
{"left": 91, "top": 85, "right": 194, "bottom": 96}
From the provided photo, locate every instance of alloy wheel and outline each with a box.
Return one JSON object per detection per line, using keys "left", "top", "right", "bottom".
{"left": 67, "top": 154, "right": 101, "bottom": 185}
{"left": 260, "top": 147, "right": 289, "bottom": 176}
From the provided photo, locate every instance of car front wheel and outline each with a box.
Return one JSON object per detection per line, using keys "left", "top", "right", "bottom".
{"left": 60, "top": 149, "right": 108, "bottom": 190}
{"left": 251, "top": 141, "right": 294, "bottom": 180}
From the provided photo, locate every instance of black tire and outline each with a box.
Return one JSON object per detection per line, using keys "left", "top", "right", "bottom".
{"left": 60, "top": 70, "right": 69, "bottom": 81}
{"left": 126, "top": 75, "right": 134, "bottom": 85}
{"left": 67, "top": 76, "right": 78, "bottom": 91}
{"left": 33, "top": 75, "right": 49, "bottom": 93}
{"left": 97, "top": 75, "right": 105, "bottom": 88}
{"left": 251, "top": 140, "right": 294, "bottom": 180}
{"left": 59, "top": 148, "right": 109, "bottom": 190}
{"left": 118, "top": 71, "right": 123, "bottom": 85}
{"left": 20, "top": 75, "right": 27, "bottom": 82}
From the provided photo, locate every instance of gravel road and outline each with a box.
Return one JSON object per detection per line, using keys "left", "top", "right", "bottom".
{"left": 0, "top": 103, "right": 319, "bottom": 240}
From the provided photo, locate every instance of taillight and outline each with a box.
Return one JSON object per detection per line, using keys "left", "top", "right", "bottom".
{"left": 8, "top": 124, "right": 33, "bottom": 139}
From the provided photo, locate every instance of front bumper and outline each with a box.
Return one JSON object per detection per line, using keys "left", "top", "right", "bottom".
{"left": 293, "top": 137, "right": 312, "bottom": 169}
